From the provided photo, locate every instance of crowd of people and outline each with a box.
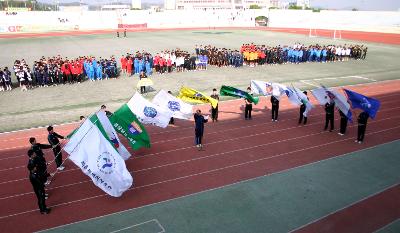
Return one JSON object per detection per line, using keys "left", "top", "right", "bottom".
{"left": 240, "top": 43, "right": 367, "bottom": 66}
{"left": 1, "top": 43, "right": 367, "bottom": 92}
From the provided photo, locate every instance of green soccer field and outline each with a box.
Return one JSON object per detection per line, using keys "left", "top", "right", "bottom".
{"left": 0, "top": 29, "right": 399, "bottom": 132}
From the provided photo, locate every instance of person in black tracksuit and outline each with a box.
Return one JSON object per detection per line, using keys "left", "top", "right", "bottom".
{"left": 244, "top": 87, "right": 253, "bottom": 120}
{"left": 29, "top": 137, "right": 53, "bottom": 184}
{"left": 210, "top": 88, "right": 219, "bottom": 122}
{"left": 194, "top": 109, "right": 208, "bottom": 150}
{"left": 168, "top": 91, "right": 175, "bottom": 125}
{"left": 324, "top": 101, "right": 335, "bottom": 132}
{"left": 47, "top": 126, "right": 65, "bottom": 171}
{"left": 271, "top": 95, "right": 279, "bottom": 122}
{"left": 298, "top": 91, "right": 309, "bottom": 125}
{"left": 338, "top": 110, "right": 348, "bottom": 136}
{"left": 28, "top": 162, "right": 51, "bottom": 214}
{"left": 356, "top": 111, "right": 369, "bottom": 143}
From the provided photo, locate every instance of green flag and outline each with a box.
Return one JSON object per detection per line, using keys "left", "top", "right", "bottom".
{"left": 220, "top": 85, "right": 259, "bottom": 104}
{"left": 109, "top": 104, "right": 151, "bottom": 150}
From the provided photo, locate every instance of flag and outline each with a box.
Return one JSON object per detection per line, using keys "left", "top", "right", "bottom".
{"left": 292, "top": 86, "right": 314, "bottom": 117}
{"left": 128, "top": 92, "right": 173, "bottom": 128}
{"left": 344, "top": 89, "right": 381, "bottom": 119}
{"left": 271, "top": 83, "right": 288, "bottom": 99}
{"left": 109, "top": 104, "right": 150, "bottom": 150}
{"left": 323, "top": 86, "right": 352, "bottom": 121}
{"left": 152, "top": 90, "right": 193, "bottom": 120}
{"left": 178, "top": 87, "right": 218, "bottom": 108}
{"left": 285, "top": 87, "right": 303, "bottom": 106}
{"left": 220, "top": 85, "right": 259, "bottom": 104}
{"left": 96, "top": 111, "right": 131, "bottom": 160}
{"left": 64, "top": 115, "right": 133, "bottom": 197}
{"left": 311, "top": 88, "right": 329, "bottom": 105}
{"left": 250, "top": 80, "right": 272, "bottom": 96}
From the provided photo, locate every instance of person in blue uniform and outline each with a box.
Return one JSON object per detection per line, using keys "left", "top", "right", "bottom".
{"left": 194, "top": 109, "right": 208, "bottom": 150}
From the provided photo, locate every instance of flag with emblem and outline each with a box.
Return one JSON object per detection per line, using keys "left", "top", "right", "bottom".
{"left": 250, "top": 80, "right": 272, "bottom": 96}
{"left": 64, "top": 115, "right": 133, "bottom": 197}
{"left": 152, "top": 89, "right": 193, "bottom": 120}
{"left": 178, "top": 87, "right": 218, "bottom": 108}
{"left": 127, "top": 92, "right": 173, "bottom": 128}
{"left": 322, "top": 85, "right": 353, "bottom": 122}
{"left": 343, "top": 89, "right": 381, "bottom": 119}
{"left": 220, "top": 85, "right": 259, "bottom": 104}
{"left": 96, "top": 111, "right": 131, "bottom": 160}
{"left": 109, "top": 104, "right": 150, "bottom": 150}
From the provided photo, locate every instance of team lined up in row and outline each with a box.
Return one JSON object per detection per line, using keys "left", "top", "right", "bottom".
{"left": 0, "top": 43, "right": 366, "bottom": 91}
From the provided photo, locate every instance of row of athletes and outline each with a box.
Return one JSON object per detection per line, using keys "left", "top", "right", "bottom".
{"left": 194, "top": 88, "right": 370, "bottom": 151}
{"left": 240, "top": 43, "right": 367, "bottom": 66}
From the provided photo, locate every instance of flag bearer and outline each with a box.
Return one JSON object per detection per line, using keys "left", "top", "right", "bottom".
{"left": 338, "top": 110, "right": 348, "bottom": 136}
{"left": 356, "top": 111, "right": 369, "bottom": 143}
{"left": 47, "top": 126, "right": 65, "bottom": 171}
{"left": 244, "top": 87, "right": 253, "bottom": 120}
{"left": 324, "top": 99, "right": 335, "bottom": 132}
{"left": 271, "top": 95, "right": 279, "bottom": 122}
{"left": 28, "top": 162, "right": 51, "bottom": 214}
{"left": 210, "top": 88, "right": 219, "bottom": 122}
{"left": 194, "top": 109, "right": 208, "bottom": 150}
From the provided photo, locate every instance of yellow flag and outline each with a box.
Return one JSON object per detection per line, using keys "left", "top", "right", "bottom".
{"left": 178, "top": 87, "right": 218, "bottom": 108}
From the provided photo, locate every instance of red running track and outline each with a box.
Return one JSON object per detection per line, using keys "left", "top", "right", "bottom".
{"left": 0, "top": 27, "right": 399, "bottom": 45}
{"left": 0, "top": 80, "right": 399, "bottom": 232}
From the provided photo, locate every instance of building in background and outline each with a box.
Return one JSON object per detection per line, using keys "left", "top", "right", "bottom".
{"left": 269, "top": 0, "right": 280, "bottom": 8}
{"left": 101, "top": 5, "right": 131, "bottom": 10}
{"left": 164, "top": 0, "right": 176, "bottom": 10}
{"left": 172, "top": 0, "right": 269, "bottom": 10}
{"left": 59, "top": 5, "right": 89, "bottom": 12}
{"left": 132, "top": 0, "right": 142, "bottom": 9}
{"left": 296, "top": 0, "right": 310, "bottom": 9}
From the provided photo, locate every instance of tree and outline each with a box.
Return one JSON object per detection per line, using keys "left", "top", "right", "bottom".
{"left": 249, "top": 4, "right": 262, "bottom": 9}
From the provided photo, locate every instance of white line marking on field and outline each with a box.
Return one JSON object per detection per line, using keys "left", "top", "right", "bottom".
{"left": 288, "top": 183, "right": 400, "bottom": 233}
{"left": 300, "top": 80, "right": 320, "bottom": 87}
{"left": 5, "top": 126, "right": 400, "bottom": 223}
{"left": 109, "top": 219, "right": 165, "bottom": 233}
{"left": 35, "top": 137, "right": 400, "bottom": 233}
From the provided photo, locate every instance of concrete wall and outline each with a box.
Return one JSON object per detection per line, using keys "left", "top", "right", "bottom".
{"left": 0, "top": 9, "right": 399, "bottom": 34}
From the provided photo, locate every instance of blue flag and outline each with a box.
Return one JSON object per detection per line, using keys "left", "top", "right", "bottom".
{"left": 343, "top": 89, "right": 381, "bottom": 119}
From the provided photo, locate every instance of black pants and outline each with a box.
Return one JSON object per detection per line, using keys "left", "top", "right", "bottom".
{"left": 299, "top": 108, "right": 307, "bottom": 124}
{"left": 169, "top": 117, "right": 174, "bottom": 125}
{"left": 211, "top": 106, "right": 218, "bottom": 121}
{"left": 245, "top": 104, "right": 252, "bottom": 119}
{"left": 324, "top": 114, "right": 334, "bottom": 131}
{"left": 357, "top": 124, "right": 367, "bottom": 142}
{"left": 140, "top": 86, "right": 146, "bottom": 94}
{"left": 195, "top": 130, "right": 203, "bottom": 145}
{"left": 340, "top": 117, "right": 348, "bottom": 134}
{"left": 53, "top": 146, "right": 63, "bottom": 168}
{"left": 33, "top": 186, "right": 47, "bottom": 212}
{"left": 272, "top": 104, "right": 279, "bottom": 120}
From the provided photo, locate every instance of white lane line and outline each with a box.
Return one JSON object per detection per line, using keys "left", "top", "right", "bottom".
{"left": 34, "top": 138, "right": 400, "bottom": 233}
{"left": 288, "top": 183, "right": 400, "bottom": 233}
{"left": 108, "top": 219, "right": 164, "bottom": 233}
{"left": 1, "top": 125, "right": 399, "bottom": 220}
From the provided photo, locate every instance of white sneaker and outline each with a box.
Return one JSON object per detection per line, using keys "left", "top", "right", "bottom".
{"left": 57, "top": 166, "right": 65, "bottom": 171}
{"left": 355, "top": 140, "right": 359, "bottom": 143}
{"left": 358, "top": 141, "right": 362, "bottom": 144}
{"left": 44, "top": 181, "right": 51, "bottom": 186}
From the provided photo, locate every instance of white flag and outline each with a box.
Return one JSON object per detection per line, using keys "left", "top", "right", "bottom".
{"left": 251, "top": 80, "right": 272, "bottom": 96}
{"left": 97, "top": 111, "right": 131, "bottom": 160}
{"left": 285, "top": 87, "right": 303, "bottom": 106}
{"left": 311, "top": 88, "right": 329, "bottom": 105}
{"left": 152, "top": 90, "right": 193, "bottom": 120}
{"left": 293, "top": 87, "right": 314, "bottom": 117}
{"left": 64, "top": 115, "right": 133, "bottom": 197}
{"left": 128, "top": 92, "right": 173, "bottom": 128}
